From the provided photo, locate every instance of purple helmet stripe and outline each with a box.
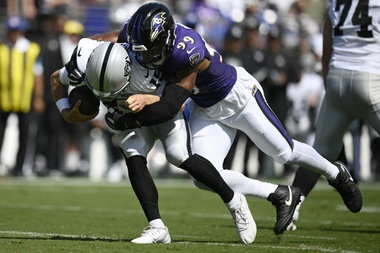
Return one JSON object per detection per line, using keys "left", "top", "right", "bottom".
{"left": 133, "top": 14, "right": 143, "bottom": 43}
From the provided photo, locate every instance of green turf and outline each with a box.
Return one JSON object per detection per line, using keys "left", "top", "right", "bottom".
{"left": 0, "top": 177, "right": 379, "bottom": 253}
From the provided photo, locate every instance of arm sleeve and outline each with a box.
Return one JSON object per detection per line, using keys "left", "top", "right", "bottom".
{"left": 129, "top": 83, "right": 191, "bottom": 126}
{"left": 58, "top": 67, "right": 70, "bottom": 85}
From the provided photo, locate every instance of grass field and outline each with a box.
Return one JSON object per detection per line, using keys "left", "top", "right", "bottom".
{"left": 0, "top": 177, "right": 379, "bottom": 253}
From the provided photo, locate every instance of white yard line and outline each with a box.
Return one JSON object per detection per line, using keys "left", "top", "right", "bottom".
{"left": 0, "top": 230, "right": 364, "bottom": 253}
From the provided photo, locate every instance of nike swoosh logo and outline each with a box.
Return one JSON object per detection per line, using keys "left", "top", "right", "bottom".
{"left": 346, "top": 168, "right": 354, "bottom": 181}
{"left": 285, "top": 186, "right": 293, "bottom": 206}
{"left": 338, "top": 162, "right": 353, "bottom": 181}
{"left": 77, "top": 47, "right": 83, "bottom": 57}
{"left": 187, "top": 47, "right": 196, "bottom": 54}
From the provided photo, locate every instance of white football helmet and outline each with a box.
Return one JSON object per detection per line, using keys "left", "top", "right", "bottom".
{"left": 85, "top": 42, "right": 131, "bottom": 101}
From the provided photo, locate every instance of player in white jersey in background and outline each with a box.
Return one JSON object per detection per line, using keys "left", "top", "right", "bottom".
{"left": 51, "top": 39, "right": 257, "bottom": 244}
{"left": 289, "top": 0, "right": 380, "bottom": 230}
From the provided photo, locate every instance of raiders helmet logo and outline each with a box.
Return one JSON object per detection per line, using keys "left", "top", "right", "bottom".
{"left": 150, "top": 12, "right": 166, "bottom": 42}
{"left": 123, "top": 56, "right": 131, "bottom": 77}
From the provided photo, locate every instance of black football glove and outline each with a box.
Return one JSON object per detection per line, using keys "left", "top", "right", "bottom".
{"left": 64, "top": 46, "right": 85, "bottom": 86}
{"left": 105, "top": 110, "right": 141, "bottom": 131}
{"left": 65, "top": 60, "right": 85, "bottom": 86}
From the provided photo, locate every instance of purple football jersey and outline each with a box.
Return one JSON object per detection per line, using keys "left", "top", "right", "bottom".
{"left": 161, "top": 23, "right": 237, "bottom": 108}
{"left": 122, "top": 21, "right": 237, "bottom": 108}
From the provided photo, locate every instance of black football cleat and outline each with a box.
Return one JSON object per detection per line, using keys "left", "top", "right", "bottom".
{"left": 268, "top": 185, "right": 302, "bottom": 235}
{"left": 328, "top": 161, "right": 363, "bottom": 213}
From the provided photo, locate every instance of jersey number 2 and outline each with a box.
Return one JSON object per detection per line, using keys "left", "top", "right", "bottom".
{"left": 334, "top": 0, "right": 373, "bottom": 38}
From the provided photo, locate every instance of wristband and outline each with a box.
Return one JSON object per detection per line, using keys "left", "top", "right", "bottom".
{"left": 56, "top": 98, "right": 70, "bottom": 112}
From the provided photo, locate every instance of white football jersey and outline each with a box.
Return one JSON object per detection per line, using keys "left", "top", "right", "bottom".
{"left": 329, "top": 0, "right": 380, "bottom": 75}
{"left": 59, "top": 38, "right": 166, "bottom": 113}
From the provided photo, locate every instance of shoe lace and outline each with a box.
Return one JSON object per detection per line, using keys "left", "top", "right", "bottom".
{"left": 140, "top": 226, "right": 164, "bottom": 237}
{"left": 232, "top": 207, "right": 249, "bottom": 231}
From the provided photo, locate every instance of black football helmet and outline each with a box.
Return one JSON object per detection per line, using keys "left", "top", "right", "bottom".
{"left": 128, "top": 2, "right": 175, "bottom": 66}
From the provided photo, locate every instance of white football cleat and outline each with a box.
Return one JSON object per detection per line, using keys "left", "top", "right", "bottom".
{"left": 228, "top": 192, "right": 257, "bottom": 244}
{"left": 287, "top": 195, "right": 305, "bottom": 231}
{"left": 131, "top": 226, "right": 171, "bottom": 244}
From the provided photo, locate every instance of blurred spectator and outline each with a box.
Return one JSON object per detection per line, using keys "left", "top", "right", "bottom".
{"left": 222, "top": 23, "right": 245, "bottom": 67}
{"left": 60, "top": 19, "right": 84, "bottom": 62}
{"left": 0, "top": 16, "right": 45, "bottom": 177}
{"left": 280, "top": 0, "right": 320, "bottom": 50}
{"left": 285, "top": 36, "right": 324, "bottom": 145}
{"left": 30, "top": 15, "right": 89, "bottom": 177}
{"left": 182, "top": 0, "right": 230, "bottom": 51}
{"left": 29, "top": 13, "right": 68, "bottom": 177}
{"left": 7, "top": 0, "right": 38, "bottom": 20}
{"left": 261, "top": 26, "right": 300, "bottom": 127}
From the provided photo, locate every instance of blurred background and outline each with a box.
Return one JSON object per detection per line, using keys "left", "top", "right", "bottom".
{"left": 0, "top": 0, "right": 378, "bottom": 184}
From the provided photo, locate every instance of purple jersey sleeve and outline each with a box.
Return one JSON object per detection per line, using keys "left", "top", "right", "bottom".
{"left": 161, "top": 23, "right": 206, "bottom": 79}
{"left": 161, "top": 23, "right": 237, "bottom": 107}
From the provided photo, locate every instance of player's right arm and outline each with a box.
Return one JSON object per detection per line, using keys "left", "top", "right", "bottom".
{"left": 50, "top": 69, "right": 98, "bottom": 123}
{"left": 88, "top": 29, "right": 121, "bottom": 42}
{"left": 322, "top": 15, "right": 333, "bottom": 87}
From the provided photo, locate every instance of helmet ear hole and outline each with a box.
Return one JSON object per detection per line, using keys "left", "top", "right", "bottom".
{"left": 85, "top": 42, "right": 131, "bottom": 100}
{"left": 128, "top": 2, "right": 175, "bottom": 66}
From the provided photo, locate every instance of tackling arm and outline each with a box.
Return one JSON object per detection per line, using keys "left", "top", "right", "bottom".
{"left": 130, "top": 83, "right": 191, "bottom": 125}
{"left": 125, "top": 67, "right": 198, "bottom": 126}
{"left": 88, "top": 29, "right": 121, "bottom": 42}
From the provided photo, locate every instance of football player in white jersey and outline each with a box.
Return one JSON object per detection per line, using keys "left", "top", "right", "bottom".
{"left": 122, "top": 1, "right": 362, "bottom": 232}
{"left": 88, "top": 1, "right": 364, "bottom": 235}
{"left": 52, "top": 36, "right": 312, "bottom": 243}
{"left": 51, "top": 39, "right": 258, "bottom": 244}
{"left": 289, "top": 0, "right": 380, "bottom": 230}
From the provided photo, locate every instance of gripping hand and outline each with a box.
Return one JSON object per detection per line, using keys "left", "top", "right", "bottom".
{"left": 105, "top": 109, "right": 141, "bottom": 131}
{"left": 65, "top": 60, "right": 85, "bottom": 86}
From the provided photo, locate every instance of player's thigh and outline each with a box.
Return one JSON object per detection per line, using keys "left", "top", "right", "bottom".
{"left": 190, "top": 115, "right": 236, "bottom": 171}
{"left": 313, "top": 90, "right": 353, "bottom": 160}
{"left": 159, "top": 114, "right": 191, "bottom": 166}
{"left": 115, "top": 127, "right": 156, "bottom": 158}
{"left": 227, "top": 93, "right": 293, "bottom": 164}
{"left": 360, "top": 72, "right": 380, "bottom": 135}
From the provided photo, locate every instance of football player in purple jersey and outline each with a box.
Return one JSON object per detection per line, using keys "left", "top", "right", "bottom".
{"left": 51, "top": 39, "right": 257, "bottom": 244}
{"left": 91, "top": 1, "right": 362, "bottom": 235}
{"left": 123, "top": 1, "right": 362, "bottom": 224}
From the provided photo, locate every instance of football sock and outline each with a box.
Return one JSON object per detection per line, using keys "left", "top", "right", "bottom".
{"left": 125, "top": 155, "right": 161, "bottom": 222}
{"left": 179, "top": 154, "right": 234, "bottom": 203}
{"left": 225, "top": 192, "right": 240, "bottom": 210}
{"left": 219, "top": 169, "right": 278, "bottom": 199}
{"left": 149, "top": 219, "right": 165, "bottom": 228}
{"left": 291, "top": 140, "right": 339, "bottom": 180}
